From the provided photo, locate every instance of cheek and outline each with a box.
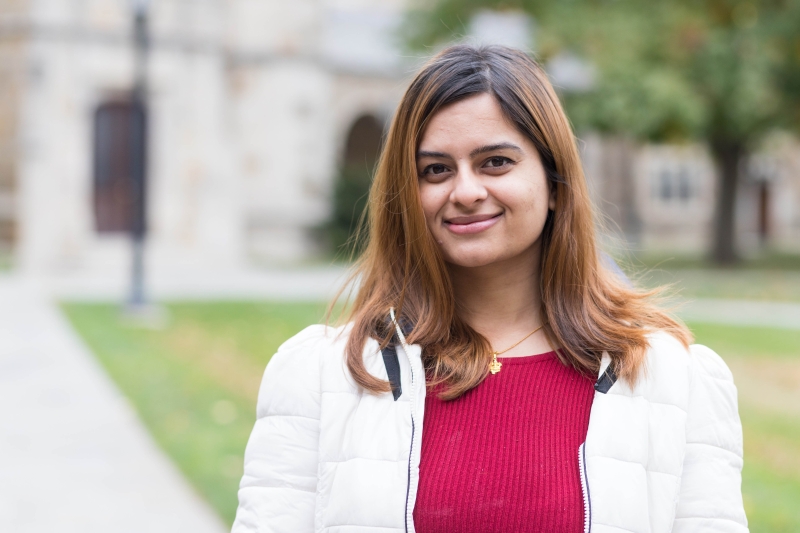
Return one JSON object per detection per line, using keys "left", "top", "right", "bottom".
{"left": 501, "top": 181, "right": 543, "bottom": 212}
{"left": 524, "top": 175, "right": 551, "bottom": 211}
{"left": 418, "top": 184, "right": 447, "bottom": 224}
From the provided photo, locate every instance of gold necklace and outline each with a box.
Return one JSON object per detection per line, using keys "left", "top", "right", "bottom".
{"left": 489, "top": 323, "right": 547, "bottom": 375}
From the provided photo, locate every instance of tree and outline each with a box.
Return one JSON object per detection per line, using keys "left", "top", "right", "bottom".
{"left": 406, "top": 0, "right": 800, "bottom": 264}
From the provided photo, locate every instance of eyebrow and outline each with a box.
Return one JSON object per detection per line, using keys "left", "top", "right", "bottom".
{"left": 416, "top": 142, "right": 523, "bottom": 160}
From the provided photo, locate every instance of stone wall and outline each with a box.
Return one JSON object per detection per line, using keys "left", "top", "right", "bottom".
{"left": 0, "top": 1, "right": 28, "bottom": 254}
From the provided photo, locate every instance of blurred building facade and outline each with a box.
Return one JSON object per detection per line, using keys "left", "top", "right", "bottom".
{"left": 0, "top": 1, "right": 798, "bottom": 277}
{"left": 584, "top": 135, "right": 800, "bottom": 255}
{"left": 0, "top": 0, "right": 416, "bottom": 274}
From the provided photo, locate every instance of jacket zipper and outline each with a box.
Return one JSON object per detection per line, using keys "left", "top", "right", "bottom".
{"left": 391, "top": 309, "right": 416, "bottom": 533}
{"left": 578, "top": 442, "right": 591, "bottom": 533}
{"left": 405, "top": 404, "right": 415, "bottom": 533}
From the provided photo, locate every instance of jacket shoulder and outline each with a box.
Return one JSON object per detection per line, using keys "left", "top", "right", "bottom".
{"left": 587, "top": 331, "right": 746, "bottom": 531}
{"left": 675, "top": 345, "right": 747, "bottom": 530}
{"left": 615, "top": 330, "right": 694, "bottom": 409}
{"left": 256, "top": 324, "right": 344, "bottom": 418}
{"left": 644, "top": 330, "right": 733, "bottom": 380}
{"left": 684, "top": 342, "right": 742, "bottom": 455}
{"left": 635, "top": 331, "right": 737, "bottom": 418}
{"left": 687, "top": 342, "right": 735, "bottom": 382}
{"left": 644, "top": 329, "right": 692, "bottom": 366}
{"left": 272, "top": 323, "right": 352, "bottom": 364}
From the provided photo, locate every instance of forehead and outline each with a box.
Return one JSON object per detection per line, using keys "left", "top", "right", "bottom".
{"left": 418, "top": 93, "right": 526, "bottom": 151}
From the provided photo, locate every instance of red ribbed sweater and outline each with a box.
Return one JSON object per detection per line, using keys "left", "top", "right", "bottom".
{"left": 414, "top": 351, "right": 595, "bottom": 533}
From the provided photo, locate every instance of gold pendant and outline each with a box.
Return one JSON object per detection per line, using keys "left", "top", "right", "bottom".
{"left": 489, "top": 352, "right": 502, "bottom": 374}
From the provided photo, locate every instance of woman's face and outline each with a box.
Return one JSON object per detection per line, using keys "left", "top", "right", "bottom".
{"left": 416, "top": 93, "right": 554, "bottom": 269}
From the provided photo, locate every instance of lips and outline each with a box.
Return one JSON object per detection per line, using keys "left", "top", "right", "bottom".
{"left": 444, "top": 212, "right": 503, "bottom": 235}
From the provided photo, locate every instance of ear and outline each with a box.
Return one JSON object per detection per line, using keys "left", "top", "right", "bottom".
{"left": 548, "top": 182, "right": 556, "bottom": 211}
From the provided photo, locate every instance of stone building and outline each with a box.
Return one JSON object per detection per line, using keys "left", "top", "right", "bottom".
{"left": 584, "top": 135, "right": 800, "bottom": 256}
{"left": 0, "top": 0, "right": 418, "bottom": 275}
{"left": 0, "top": 1, "right": 797, "bottom": 281}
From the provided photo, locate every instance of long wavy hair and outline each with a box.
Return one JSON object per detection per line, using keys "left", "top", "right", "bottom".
{"left": 338, "top": 44, "right": 691, "bottom": 400}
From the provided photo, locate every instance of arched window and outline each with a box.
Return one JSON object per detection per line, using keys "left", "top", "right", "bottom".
{"left": 93, "top": 99, "right": 146, "bottom": 234}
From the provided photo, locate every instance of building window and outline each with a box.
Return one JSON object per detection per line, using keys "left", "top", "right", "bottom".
{"left": 659, "top": 169, "right": 673, "bottom": 200}
{"left": 93, "top": 99, "right": 146, "bottom": 233}
{"left": 652, "top": 162, "right": 695, "bottom": 205}
{"left": 677, "top": 167, "right": 691, "bottom": 201}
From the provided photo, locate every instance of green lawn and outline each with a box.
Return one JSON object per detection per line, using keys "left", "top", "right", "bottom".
{"left": 690, "top": 324, "right": 800, "bottom": 533}
{"left": 617, "top": 253, "right": 800, "bottom": 302}
{"left": 62, "top": 302, "right": 800, "bottom": 530}
{"left": 622, "top": 252, "right": 800, "bottom": 271}
{"left": 635, "top": 268, "right": 800, "bottom": 302}
{"left": 62, "top": 301, "right": 330, "bottom": 526}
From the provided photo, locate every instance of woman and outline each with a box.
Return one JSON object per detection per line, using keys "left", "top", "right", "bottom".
{"left": 232, "top": 45, "right": 748, "bottom": 533}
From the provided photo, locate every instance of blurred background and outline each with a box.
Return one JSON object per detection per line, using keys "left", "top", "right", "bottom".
{"left": 0, "top": 0, "right": 798, "bottom": 532}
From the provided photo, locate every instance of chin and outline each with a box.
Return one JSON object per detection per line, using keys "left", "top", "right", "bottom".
{"left": 443, "top": 250, "right": 507, "bottom": 269}
{"left": 441, "top": 240, "right": 540, "bottom": 269}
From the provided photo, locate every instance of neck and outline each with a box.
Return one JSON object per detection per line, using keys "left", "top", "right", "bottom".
{"left": 449, "top": 246, "right": 545, "bottom": 341}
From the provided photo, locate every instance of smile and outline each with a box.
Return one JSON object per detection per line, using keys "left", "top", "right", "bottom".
{"left": 444, "top": 213, "right": 503, "bottom": 235}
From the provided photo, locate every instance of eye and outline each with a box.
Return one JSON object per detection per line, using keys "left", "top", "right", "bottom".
{"left": 420, "top": 163, "right": 452, "bottom": 181}
{"left": 484, "top": 156, "right": 512, "bottom": 169}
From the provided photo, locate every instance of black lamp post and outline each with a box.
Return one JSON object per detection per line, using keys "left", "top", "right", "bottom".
{"left": 128, "top": 0, "right": 149, "bottom": 310}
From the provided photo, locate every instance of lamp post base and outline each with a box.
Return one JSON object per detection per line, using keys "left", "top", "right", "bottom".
{"left": 120, "top": 302, "right": 169, "bottom": 330}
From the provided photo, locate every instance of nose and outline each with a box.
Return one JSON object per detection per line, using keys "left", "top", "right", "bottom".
{"left": 450, "top": 167, "right": 488, "bottom": 207}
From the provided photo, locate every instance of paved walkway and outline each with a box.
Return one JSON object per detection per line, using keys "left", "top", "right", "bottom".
{"left": 37, "top": 264, "right": 352, "bottom": 302}
{"left": 0, "top": 278, "right": 227, "bottom": 533}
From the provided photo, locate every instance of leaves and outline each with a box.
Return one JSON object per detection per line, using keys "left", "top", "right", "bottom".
{"left": 406, "top": 0, "right": 800, "bottom": 145}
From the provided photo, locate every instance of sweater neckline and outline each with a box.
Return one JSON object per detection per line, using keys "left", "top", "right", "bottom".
{"left": 495, "top": 350, "right": 558, "bottom": 365}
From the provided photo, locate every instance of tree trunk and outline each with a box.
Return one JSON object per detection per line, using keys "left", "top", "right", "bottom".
{"left": 709, "top": 140, "right": 745, "bottom": 265}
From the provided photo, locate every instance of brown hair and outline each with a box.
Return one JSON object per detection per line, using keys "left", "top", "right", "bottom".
{"left": 338, "top": 44, "right": 691, "bottom": 400}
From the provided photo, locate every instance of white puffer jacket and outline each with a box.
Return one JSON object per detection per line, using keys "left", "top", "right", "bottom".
{"left": 232, "top": 319, "right": 748, "bottom": 533}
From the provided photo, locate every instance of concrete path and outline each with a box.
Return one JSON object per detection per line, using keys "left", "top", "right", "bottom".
{"left": 0, "top": 278, "right": 227, "bottom": 533}
{"left": 38, "top": 264, "right": 353, "bottom": 302}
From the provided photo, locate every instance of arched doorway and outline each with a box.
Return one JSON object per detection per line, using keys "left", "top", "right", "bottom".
{"left": 329, "top": 114, "right": 384, "bottom": 253}
{"left": 92, "top": 98, "right": 147, "bottom": 234}
{"left": 757, "top": 181, "right": 771, "bottom": 247}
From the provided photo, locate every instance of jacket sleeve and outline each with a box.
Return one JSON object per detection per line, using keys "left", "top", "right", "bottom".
{"left": 673, "top": 344, "right": 749, "bottom": 532}
{"left": 231, "top": 325, "right": 326, "bottom": 533}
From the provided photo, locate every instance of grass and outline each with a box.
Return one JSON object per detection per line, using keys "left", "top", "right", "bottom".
{"left": 0, "top": 250, "right": 12, "bottom": 271}
{"left": 689, "top": 322, "right": 800, "bottom": 533}
{"left": 689, "top": 323, "right": 800, "bottom": 359}
{"left": 61, "top": 301, "right": 330, "bottom": 526}
{"left": 616, "top": 252, "right": 800, "bottom": 302}
{"left": 61, "top": 303, "right": 800, "bottom": 531}
{"left": 622, "top": 252, "right": 800, "bottom": 271}
{"left": 739, "top": 409, "right": 800, "bottom": 533}
{"left": 633, "top": 269, "right": 800, "bottom": 302}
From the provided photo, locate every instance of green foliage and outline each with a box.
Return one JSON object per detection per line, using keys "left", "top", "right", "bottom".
{"left": 324, "top": 165, "right": 371, "bottom": 258}
{"left": 406, "top": 0, "right": 800, "bottom": 145}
